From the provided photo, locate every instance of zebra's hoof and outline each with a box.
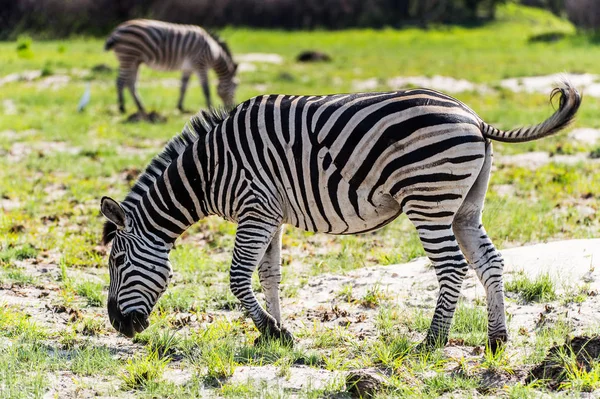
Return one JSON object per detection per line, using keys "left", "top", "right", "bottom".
{"left": 415, "top": 335, "right": 446, "bottom": 352}
{"left": 414, "top": 341, "right": 435, "bottom": 353}
{"left": 254, "top": 326, "right": 295, "bottom": 347}
{"left": 488, "top": 333, "right": 508, "bottom": 354}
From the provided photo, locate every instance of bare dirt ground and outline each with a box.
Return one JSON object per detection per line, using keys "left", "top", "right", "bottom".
{"left": 2, "top": 239, "right": 600, "bottom": 397}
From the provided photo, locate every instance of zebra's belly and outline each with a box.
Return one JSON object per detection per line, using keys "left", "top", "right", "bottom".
{"left": 330, "top": 191, "right": 402, "bottom": 234}
{"left": 146, "top": 59, "right": 188, "bottom": 72}
{"left": 286, "top": 188, "right": 402, "bottom": 235}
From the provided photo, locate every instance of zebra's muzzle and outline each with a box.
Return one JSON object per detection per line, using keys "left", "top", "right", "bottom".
{"left": 108, "top": 298, "right": 149, "bottom": 338}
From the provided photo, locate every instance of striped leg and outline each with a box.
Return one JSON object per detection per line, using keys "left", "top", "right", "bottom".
{"left": 177, "top": 71, "right": 192, "bottom": 112}
{"left": 413, "top": 222, "right": 469, "bottom": 348}
{"left": 196, "top": 68, "right": 211, "bottom": 109}
{"left": 116, "top": 54, "right": 146, "bottom": 115}
{"left": 116, "top": 71, "right": 127, "bottom": 114}
{"left": 453, "top": 143, "right": 507, "bottom": 352}
{"left": 230, "top": 220, "right": 292, "bottom": 345}
{"left": 258, "top": 226, "right": 284, "bottom": 324}
{"left": 125, "top": 65, "right": 146, "bottom": 115}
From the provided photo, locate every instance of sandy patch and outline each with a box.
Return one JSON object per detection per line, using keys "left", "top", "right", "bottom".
{"left": 42, "top": 373, "right": 118, "bottom": 399}
{"left": 8, "top": 141, "right": 81, "bottom": 163}
{"left": 119, "top": 146, "right": 157, "bottom": 157}
{"left": 569, "top": 128, "right": 600, "bottom": 145}
{"left": 237, "top": 53, "right": 284, "bottom": 64}
{"left": 230, "top": 365, "right": 340, "bottom": 392}
{"left": 2, "top": 99, "right": 17, "bottom": 115}
{"left": 35, "top": 75, "right": 71, "bottom": 90}
{"left": 158, "top": 78, "right": 181, "bottom": 88}
{"left": 252, "top": 84, "right": 269, "bottom": 92}
{"left": 352, "top": 78, "right": 379, "bottom": 91}
{"left": 387, "top": 75, "right": 489, "bottom": 93}
{"left": 285, "top": 239, "right": 600, "bottom": 337}
{"left": 500, "top": 73, "right": 600, "bottom": 97}
{"left": 0, "top": 70, "right": 42, "bottom": 86}
{"left": 238, "top": 62, "right": 257, "bottom": 73}
{"left": 0, "top": 198, "right": 20, "bottom": 211}
{"left": 43, "top": 183, "right": 68, "bottom": 202}
{"left": 492, "top": 183, "right": 516, "bottom": 197}
{"left": 69, "top": 68, "right": 92, "bottom": 78}
{"left": 495, "top": 151, "right": 597, "bottom": 169}
{"left": 0, "top": 129, "right": 18, "bottom": 139}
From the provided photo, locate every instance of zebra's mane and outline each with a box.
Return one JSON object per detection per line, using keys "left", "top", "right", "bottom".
{"left": 206, "top": 31, "right": 234, "bottom": 64}
{"left": 102, "top": 108, "right": 230, "bottom": 245}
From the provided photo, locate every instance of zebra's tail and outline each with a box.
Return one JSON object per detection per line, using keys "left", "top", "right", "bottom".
{"left": 480, "top": 79, "right": 581, "bottom": 143}
{"left": 104, "top": 35, "right": 117, "bottom": 51}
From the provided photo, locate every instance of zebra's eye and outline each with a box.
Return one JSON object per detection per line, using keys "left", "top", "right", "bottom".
{"left": 113, "top": 254, "right": 126, "bottom": 266}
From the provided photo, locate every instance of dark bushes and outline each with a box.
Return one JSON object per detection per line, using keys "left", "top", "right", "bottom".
{"left": 565, "top": 0, "right": 600, "bottom": 31}
{"left": 0, "top": 0, "right": 580, "bottom": 39}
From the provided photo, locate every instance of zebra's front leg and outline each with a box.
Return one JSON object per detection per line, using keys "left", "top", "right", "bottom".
{"left": 258, "top": 226, "right": 284, "bottom": 324}
{"left": 197, "top": 68, "right": 211, "bottom": 109}
{"left": 255, "top": 226, "right": 293, "bottom": 346}
{"left": 410, "top": 220, "right": 469, "bottom": 348}
{"left": 229, "top": 220, "right": 293, "bottom": 346}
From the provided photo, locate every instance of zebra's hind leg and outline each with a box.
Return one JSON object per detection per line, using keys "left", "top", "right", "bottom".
{"left": 411, "top": 220, "right": 469, "bottom": 349}
{"left": 124, "top": 64, "right": 146, "bottom": 116}
{"left": 229, "top": 219, "right": 293, "bottom": 346}
{"left": 402, "top": 166, "right": 484, "bottom": 348}
{"left": 116, "top": 72, "right": 127, "bottom": 113}
{"left": 453, "top": 142, "right": 507, "bottom": 353}
{"left": 177, "top": 71, "right": 192, "bottom": 112}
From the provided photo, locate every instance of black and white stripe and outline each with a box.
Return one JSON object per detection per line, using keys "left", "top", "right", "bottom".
{"left": 101, "top": 81, "right": 581, "bottom": 349}
{"left": 105, "top": 19, "right": 238, "bottom": 114}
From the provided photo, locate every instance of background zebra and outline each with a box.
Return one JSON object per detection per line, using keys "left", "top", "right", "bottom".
{"left": 105, "top": 19, "right": 238, "bottom": 115}
{"left": 100, "top": 82, "right": 580, "bottom": 351}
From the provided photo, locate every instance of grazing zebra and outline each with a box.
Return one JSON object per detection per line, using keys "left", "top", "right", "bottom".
{"left": 105, "top": 19, "right": 238, "bottom": 114}
{"left": 100, "top": 81, "right": 580, "bottom": 351}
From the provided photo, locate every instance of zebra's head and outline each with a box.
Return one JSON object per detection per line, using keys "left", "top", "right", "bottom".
{"left": 100, "top": 197, "right": 173, "bottom": 338}
{"left": 218, "top": 63, "right": 238, "bottom": 109}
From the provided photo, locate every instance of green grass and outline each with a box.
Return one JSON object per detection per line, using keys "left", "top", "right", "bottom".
{"left": 505, "top": 271, "right": 557, "bottom": 303}
{"left": 450, "top": 302, "right": 488, "bottom": 346}
{"left": 122, "top": 351, "right": 169, "bottom": 390}
{"left": 75, "top": 280, "right": 104, "bottom": 307}
{"left": 70, "top": 345, "right": 119, "bottom": 376}
{"left": 0, "top": 244, "right": 38, "bottom": 263}
{"left": 0, "top": 305, "right": 47, "bottom": 340}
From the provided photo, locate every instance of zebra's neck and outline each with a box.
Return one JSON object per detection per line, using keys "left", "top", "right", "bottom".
{"left": 124, "top": 139, "right": 211, "bottom": 248}
{"left": 213, "top": 53, "right": 236, "bottom": 81}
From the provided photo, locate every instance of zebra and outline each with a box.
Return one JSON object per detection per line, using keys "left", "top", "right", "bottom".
{"left": 100, "top": 81, "right": 580, "bottom": 351}
{"left": 104, "top": 19, "right": 238, "bottom": 115}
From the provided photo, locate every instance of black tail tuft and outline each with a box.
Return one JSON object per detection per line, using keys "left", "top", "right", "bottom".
{"left": 104, "top": 36, "right": 117, "bottom": 51}
{"left": 481, "top": 79, "right": 582, "bottom": 143}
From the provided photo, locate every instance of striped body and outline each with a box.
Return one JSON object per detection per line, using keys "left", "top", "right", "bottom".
{"left": 105, "top": 19, "right": 238, "bottom": 114}
{"left": 194, "top": 91, "right": 484, "bottom": 234}
{"left": 101, "top": 84, "right": 581, "bottom": 350}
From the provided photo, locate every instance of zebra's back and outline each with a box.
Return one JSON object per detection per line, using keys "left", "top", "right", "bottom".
{"left": 208, "top": 90, "right": 486, "bottom": 234}
{"left": 106, "top": 19, "right": 216, "bottom": 71}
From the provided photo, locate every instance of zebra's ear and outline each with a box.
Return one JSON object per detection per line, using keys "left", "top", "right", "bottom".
{"left": 234, "top": 63, "right": 238, "bottom": 72}
{"left": 100, "top": 196, "right": 126, "bottom": 229}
